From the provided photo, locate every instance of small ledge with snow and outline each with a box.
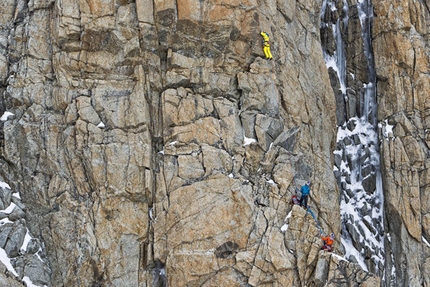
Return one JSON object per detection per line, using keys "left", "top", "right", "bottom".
{"left": 378, "top": 119, "right": 394, "bottom": 141}
{"left": 266, "top": 179, "right": 277, "bottom": 186}
{"left": 243, "top": 136, "right": 257, "bottom": 146}
{"left": 280, "top": 210, "right": 293, "bottom": 232}
{"left": 0, "top": 111, "right": 14, "bottom": 122}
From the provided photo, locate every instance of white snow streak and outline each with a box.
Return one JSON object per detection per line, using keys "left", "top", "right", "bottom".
{"left": 23, "top": 276, "right": 46, "bottom": 287}
{"left": 0, "top": 111, "right": 14, "bottom": 121}
{"left": 0, "top": 181, "right": 11, "bottom": 189}
{"left": 243, "top": 136, "right": 256, "bottom": 146}
{"left": 0, "top": 248, "right": 17, "bottom": 276}
{"left": 379, "top": 119, "right": 394, "bottom": 140}
{"left": 266, "top": 179, "right": 277, "bottom": 186}
{"left": 281, "top": 210, "right": 293, "bottom": 232}
{"left": 331, "top": 253, "right": 348, "bottom": 262}
{"left": 0, "top": 218, "right": 13, "bottom": 225}
{"left": 423, "top": 236, "right": 430, "bottom": 248}
{"left": 341, "top": 236, "right": 368, "bottom": 271}
{"left": 2, "top": 202, "right": 16, "bottom": 214}
{"left": 280, "top": 223, "right": 289, "bottom": 232}
{"left": 21, "top": 230, "right": 33, "bottom": 252}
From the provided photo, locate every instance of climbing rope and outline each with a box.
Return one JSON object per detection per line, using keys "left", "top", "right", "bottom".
{"left": 306, "top": 207, "right": 324, "bottom": 235}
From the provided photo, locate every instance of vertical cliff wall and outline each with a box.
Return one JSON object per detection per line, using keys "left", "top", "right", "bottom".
{"left": 0, "top": 0, "right": 426, "bottom": 286}
{"left": 373, "top": 0, "right": 430, "bottom": 285}
{"left": 0, "top": 0, "right": 341, "bottom": 285}
{"left": 321, "top": 0, "right": 430, "bottom": 286}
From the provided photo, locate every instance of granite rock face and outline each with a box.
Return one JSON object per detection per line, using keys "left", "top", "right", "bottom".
{"left": 373, "top": 0, "right": 430, "bottom": 285}
{"left": 0, "top": 0, "right": 423, "bottom": 286}
{"left": 0, "top": 185, "right": 51, "bottom": 286}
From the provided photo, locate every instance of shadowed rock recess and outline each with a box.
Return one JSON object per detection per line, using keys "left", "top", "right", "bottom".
{"left": 0, "top": 0, "right": 427, "bottom": 286}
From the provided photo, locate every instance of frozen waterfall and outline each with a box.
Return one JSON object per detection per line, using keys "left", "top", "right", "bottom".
{"left": 321, "top": 0, "right": 385, "bottom": 276}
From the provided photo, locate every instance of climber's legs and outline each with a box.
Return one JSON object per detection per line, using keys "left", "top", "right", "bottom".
{"left": 300, "top": 195, "right": 308, "bottom": 209}
{"left": 263, "top": 46, "right": 269, "bottom": 59}
{"left": 263, "top": 46, "right": 272, "bottom": 59}
{"left": 266, "top": 46, "right": 273, "bottom": 59}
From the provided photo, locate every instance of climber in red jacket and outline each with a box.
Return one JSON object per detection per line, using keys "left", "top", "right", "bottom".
{"left": 321, "top": 233, "right": 335, "bottom": 252}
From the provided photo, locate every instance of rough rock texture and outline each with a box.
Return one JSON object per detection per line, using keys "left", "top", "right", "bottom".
{"left": 0, "top": 185, "right": 51, "bottom": 286}
{"left": 0, "top": 0, "right": 408, "bottom": 287}
{"left": 372, "top": 0, "right": 430, "bottom": 285}
{"left": 313, "top": 251, "right": 380, "bottom": 287}
{"left": 320, "top": 0, "right": 430, "bottom": 285}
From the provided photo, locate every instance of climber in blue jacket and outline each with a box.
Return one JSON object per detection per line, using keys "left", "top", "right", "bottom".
{"left": 300, "top": 181, "right": 311, "bottom": 209}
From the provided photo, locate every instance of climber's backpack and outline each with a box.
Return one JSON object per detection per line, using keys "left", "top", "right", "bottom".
{"left": 322, "top": 245, "right": 332, "bottom": 252}
{"left": 291, "top": 195, "right": 300, "bottom": 205}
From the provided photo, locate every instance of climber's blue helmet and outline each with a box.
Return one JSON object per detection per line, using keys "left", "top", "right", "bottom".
{"left": 306, "top": 181, "right": 311, "bottom": 186}
{"left": 330, "top": 233, "right": 335, "bottom": 238}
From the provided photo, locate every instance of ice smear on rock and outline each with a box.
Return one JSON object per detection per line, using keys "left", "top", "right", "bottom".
{"left": 321, "top": 0, "right": 385, "bottom": 276}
